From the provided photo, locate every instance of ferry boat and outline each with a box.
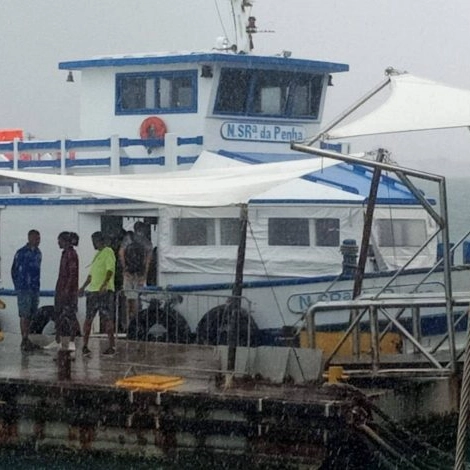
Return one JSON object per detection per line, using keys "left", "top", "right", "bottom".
{"left": 0, "top": 0, "right": 468, "bottom": 348}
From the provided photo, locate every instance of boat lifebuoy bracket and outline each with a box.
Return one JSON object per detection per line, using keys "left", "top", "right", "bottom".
{"left": 139, "top": 116, "right": 167, "bottom": 153}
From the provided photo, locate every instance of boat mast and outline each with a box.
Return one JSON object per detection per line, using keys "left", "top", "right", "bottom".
{"left": 231, "top": 0, "right": 257, "bottom": 53}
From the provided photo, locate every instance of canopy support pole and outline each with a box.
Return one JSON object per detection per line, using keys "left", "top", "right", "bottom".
{"left": 306, "top": 73, "right": 393, "bottom": 146}
{"left": 352, "top": 149, "right": 386, "bottom": 300}
{"left": 227, "top": 204, "right": 249, "bottom": 374}
{"left": 350, "top": 149, "right": 385, "bottom": 356}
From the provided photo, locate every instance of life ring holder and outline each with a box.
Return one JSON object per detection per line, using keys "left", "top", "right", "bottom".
{"left": 139, "top": 116, "right": 167, "bottom": 140}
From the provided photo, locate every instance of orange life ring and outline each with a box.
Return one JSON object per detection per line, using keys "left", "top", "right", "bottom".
{"left": 139, "top": 116, "right": 167, "bottom": 140}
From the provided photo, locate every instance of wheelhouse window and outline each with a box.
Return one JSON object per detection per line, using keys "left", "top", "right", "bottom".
{"left": 268, "top": 218, "right": 310, "bottom": 246}
{"left": 214, "top": 68, "right": 324, "bottom": 119}
{"left": 376, "top": 219, "right": 426, "bottom": 247}
{"left": 116, "top": 70, "right": 197, "bottom": 114}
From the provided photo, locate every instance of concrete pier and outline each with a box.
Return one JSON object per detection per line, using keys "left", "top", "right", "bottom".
{"left": 0, "top": 333, "right": 460, "bottom": 467}
{"left": 0, "top": 333, "right": 373, "bottom": 468}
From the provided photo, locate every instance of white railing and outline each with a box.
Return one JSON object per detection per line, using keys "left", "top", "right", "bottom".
{"left": 305, "top": 292, "right": 470, "bottom": 374}
{"left": 0, "top": 133, "right": 204, "bottom": 191}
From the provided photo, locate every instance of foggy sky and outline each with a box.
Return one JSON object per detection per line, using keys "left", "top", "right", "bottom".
{"left": 1, "top": 0, "right": 470, "bottom": 176}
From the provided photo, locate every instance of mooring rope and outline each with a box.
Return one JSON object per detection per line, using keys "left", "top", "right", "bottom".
{"left": 356, "top": 423, "right": 423, "bottom": 469}
{"left": 367, "top": 401, "right": 455, "bottom": 467}
{"left": 454, "top": 309, "right": 470, "bottom": 469}
{"left": 333, "top": 382, "right": 454, "bottom": 469}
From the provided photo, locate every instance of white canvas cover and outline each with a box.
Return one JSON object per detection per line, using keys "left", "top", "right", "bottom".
{"left": 327, "top": 74, "right": 470, "bottom": 139}
{"left": 0, "top": 151, "right": 343, "bottom": 207}
{"left": 370, "top": 207, "right": 437, "bottom": 271}
{"left": 158, "top": 205, "right": 366, "bottom": 280}
{"left": 192, "top": 151, "right": 365, "bottom": 202}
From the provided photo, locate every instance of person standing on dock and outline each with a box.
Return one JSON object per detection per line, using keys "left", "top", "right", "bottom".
{"left": 79, "top": 231, "right": 116, "bottom": 357}
{"left": 11, "top": 229, "right": 42, "bottom": 352}
{"left": 118, "top": 221, "right": 153, "bottom": 329}
{"left": 54, "top": 232, "right": 80, "bottom": 356}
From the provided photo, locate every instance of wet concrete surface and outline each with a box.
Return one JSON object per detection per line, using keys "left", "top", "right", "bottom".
{"left": 0, "top": 333, "right": 221, "bottom": 394}
{"left": 0, "top": 333, "right": 350, "bottom": 467}
{"left": 0, "top": 333, "right": 454, "bottom": 467}
{"left": 0, "top": 333, "right": 343, "bottom": 406}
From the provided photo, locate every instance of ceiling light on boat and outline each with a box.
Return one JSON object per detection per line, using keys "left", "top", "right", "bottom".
{"left": 66, "top": 71, "right": 74, "bottom": 83}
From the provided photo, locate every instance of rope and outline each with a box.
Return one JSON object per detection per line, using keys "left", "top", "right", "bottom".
{"left": 213, "top": 0, "right": 230, "bottom": 41}
{"left": 369, "top": 402, "right": 455, "bottom": 467}
{"left": 357, "top": 423, "right": 423, "bottom": 469}
{"left": 454, "top": 310, "right": 470, "bottom": 469}
{"left": 334, "top": 383, "right": 454, "bottom": 469}
{"left": 247, "top": 220, "right": 288, "bottom": 327}
{"left": 247, "top": 220, "right": 307, "bottom": 382}
{"left": 367, "top": 422, "right": 450, "bottom": 470}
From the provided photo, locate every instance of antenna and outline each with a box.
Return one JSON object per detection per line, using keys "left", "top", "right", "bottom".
{"left": 231, "top": 0, "right": 256, "bottom": 53}
{"left": 216, "top": 2, "right": 273, "bottom": 54}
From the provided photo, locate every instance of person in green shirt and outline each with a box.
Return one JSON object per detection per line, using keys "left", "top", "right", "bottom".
{"left": 79, "top": 231, "right": 116, "bottom": 356}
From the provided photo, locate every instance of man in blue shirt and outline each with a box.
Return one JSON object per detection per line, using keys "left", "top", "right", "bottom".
{"left": 11, "top": 229, "right": 42, "bottom": 352}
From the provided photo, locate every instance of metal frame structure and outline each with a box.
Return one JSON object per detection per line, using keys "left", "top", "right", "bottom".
{"left": 291, "top": 142, "right": 457, "bottom": 371}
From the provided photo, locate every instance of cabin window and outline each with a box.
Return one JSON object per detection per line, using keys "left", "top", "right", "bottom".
{"left": 315, "top": 218, "right": 340, "bottom": 247}
{"left": 173, "top": 218, "right": 215, "bottom": 246}
{"left": 220, "top": 218, "right": 241, "bottom": 246}
{"left": 214, "top": 68, "right": 323, "bottom": 119}
{"left": 376, "top": 219, "right": 426, "bottom": 247}
{"left": 116, "top": 70, "right": 197, "bottom": 115}
{"left": 172, "top": 218, "right": 241, "bottom": 246}
{"left": 268, "top": 218, "right": 310, "bottom": 246}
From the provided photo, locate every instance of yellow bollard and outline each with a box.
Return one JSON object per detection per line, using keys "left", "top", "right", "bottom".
{"left": 323, "top": 366, "right": 349, "bottom": 384}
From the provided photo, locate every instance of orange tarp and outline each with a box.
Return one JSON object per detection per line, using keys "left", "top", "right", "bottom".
{"left": 0, "top": 129, "right": 23, "bottom": 142}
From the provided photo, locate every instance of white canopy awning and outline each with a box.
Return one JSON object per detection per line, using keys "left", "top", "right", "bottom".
{"left": 0, "top": 151, "right": 342, "bottom": 207}
{"left": 327, "top": 73, "right": 470, "bottom": 139}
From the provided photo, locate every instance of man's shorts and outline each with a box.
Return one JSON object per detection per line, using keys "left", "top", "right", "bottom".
{"left": 122, "top": 272, "right": 146, "bottom": 300}
{"left": 17, "top": 290, "right": 39, "bottom": 320}
{"left": 85, "top": 291, "right": 115, "bottom": 321}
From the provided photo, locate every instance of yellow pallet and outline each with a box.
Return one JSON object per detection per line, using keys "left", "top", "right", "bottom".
{"left": 300, "top": 330, "right": 401, "bottom": 356}
{"left": 116, "top": 374, "right": 183, "bottom": 391}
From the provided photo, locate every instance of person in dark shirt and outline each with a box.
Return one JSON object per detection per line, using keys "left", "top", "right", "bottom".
{"left": 118, "top": 222, "right": 152, "bottom": 327}
{"left": 54, "top": 231, "right": 79, "bottom": 355}
{"left": 11, "top": 229, "right": 42, "bottom": 352}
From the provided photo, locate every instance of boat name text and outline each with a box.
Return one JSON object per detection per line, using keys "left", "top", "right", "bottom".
{"left": 288, "top": 289, "right": 395, "bottom": 314}
{"left": 220, "top": 122, "right": 305, "bottom": 142}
